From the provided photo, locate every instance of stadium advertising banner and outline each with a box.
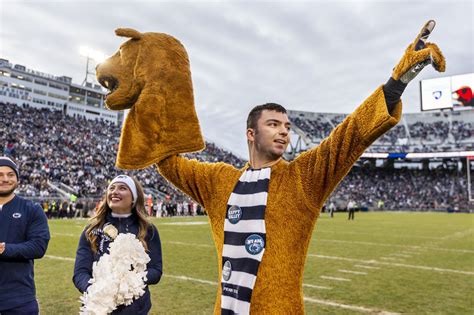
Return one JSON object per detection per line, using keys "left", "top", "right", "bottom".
{"left": 420, "top": 73, "right": 474, "bottom": 111}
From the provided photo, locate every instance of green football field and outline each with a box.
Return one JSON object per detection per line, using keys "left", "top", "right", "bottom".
{"left": 36, "top": 212, "right": 473, "bottom": 314}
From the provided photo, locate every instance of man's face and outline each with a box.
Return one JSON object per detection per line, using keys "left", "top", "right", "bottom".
{"left": 248, "top": 110, "right": 291, "bottom": 161}
{"left": 0, "top": 166, "right": 18, "bottom": 197}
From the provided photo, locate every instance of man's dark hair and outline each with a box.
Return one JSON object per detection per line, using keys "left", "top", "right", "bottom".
{"left": 246, "top": 103, "right": 287, "bottom": 130}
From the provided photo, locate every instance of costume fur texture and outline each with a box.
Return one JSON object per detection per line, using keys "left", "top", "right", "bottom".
{"left": 104, "top": 23, "right": 446, "bottom": 313}
{"left": 158, "top": 88, "right": 402, "bottom": 314}
{"left": 96, "top": 28, "right": 205, "bottom": 169}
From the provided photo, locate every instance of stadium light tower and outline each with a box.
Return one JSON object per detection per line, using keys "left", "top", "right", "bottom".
{"left": 79, "top": 46, "right": 107, "bottom": 86}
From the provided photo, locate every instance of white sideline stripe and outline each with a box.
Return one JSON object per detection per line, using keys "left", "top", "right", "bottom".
{"left": 42, "top": 256, "right": 398, "bottom": 314}
{"left": 165, "top": 241, "right": 213, "bottom": 248}
{"left": 318, "top": 231, "right": 444, "bottom": 240}
{"left": 303, "top": 297, "right": 401, "bottom": 315}
{"left": 320, "top": 276, "right": 351, "bottom": 282}
{"left": 354, "top": 265, "right": 381, "bottom": 270}
{"left": 45, "top": 255, "right": 74, "bottom": 262}
{"left": 380, "top": 257, "right": 405, "bottom": 262}
{"left": 338, "top": 269, "right": 367, "bottom": 275}
{"left": 303, "top": 283, "right": 331, "bottom": 290}
{"left": 165, "top": 274, "right": 217, "bottom": 285}
{"left": 390, "top": 253, "right": 412, "bottom": 258}
{"left": 317, "top": 238, "right": 474, "bottom": 254}
{"left": 309, "top": 254, "right": 474, "bottom": 275}
{"left": 168, "top": 273, "right": 332, "bottom": 291}
{"left": 440, "top": 228, "right": 474, "bottom": 240}
{"left": 161, "top": 222, "right": 208, "bottom": 226}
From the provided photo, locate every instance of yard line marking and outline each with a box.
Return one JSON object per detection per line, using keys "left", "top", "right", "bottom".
{"left": 316, "top": 239, "right": 474, "bottom": 254}
{"left": 166, "top": 272, "right": 398, "bottom": 313}
{"left": 317, "top": 231, "right": 444, "bottom": 240}
{"left": 303, "top": 297, "right": 400, "bottom": 314}
{"left": 165, "top": 274, "right": 217, "bottom": 285}
{"left": 439, "top": 229, "right": 474, "bottom": 240}
{"left": 161, "top": 222, "right": 208, "bottom": 226}
{"left": 338, "top": 269, "right": 367, "bottom": 275}
{"left": 309, "top": 254, "right": 474, "bottom": 275}
{"left": 303, "top": 283, "right": 332, "bottom": 290}
{"left": 380, "top": 257, "right": 405, "bottom": 262}
{"left": 390, "top": 254, "right": 412, "bottom": 258}
{"left": 45, "top": 255, "right": 75, "bottom": 262}
{"left": 164, "top": 241, "right": 213, "bottom": 248}
{"left": 354, "top": 265, "right": 380, "bottom": 270}
{"left": 320, "top": 276, "right": 351, "bottom": 282}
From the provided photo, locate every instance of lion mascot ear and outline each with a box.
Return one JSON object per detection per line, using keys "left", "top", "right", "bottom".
{"left": 96, "top": 28, "right": 205, "bottom": 169}
{"left": 115, "top": 28, "right": 143, "bottom": 39}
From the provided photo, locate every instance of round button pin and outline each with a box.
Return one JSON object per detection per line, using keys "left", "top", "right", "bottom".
{"left": 245, "top": 234, "right": 265, "bottom": 255}
{"left": 227, "top": 205, "right": 242, "bottom": 224}
{"left": 222, "top": 260, "right": 232, "bottom": 281}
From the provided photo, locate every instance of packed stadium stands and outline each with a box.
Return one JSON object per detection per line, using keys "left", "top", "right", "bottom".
{"left": 289, "top": 109, "right": 474, "bottom": 153}
{"left": 1, "top": 102, "right": 472, "bottom": 213}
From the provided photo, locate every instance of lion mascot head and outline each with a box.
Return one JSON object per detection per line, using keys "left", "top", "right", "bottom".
{"left": 96, "top": 28, "right": 205, "bottom": 169}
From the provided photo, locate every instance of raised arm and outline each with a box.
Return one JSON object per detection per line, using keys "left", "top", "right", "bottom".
{"left": 294, "top": 20, "right": 445, "bottom": 209}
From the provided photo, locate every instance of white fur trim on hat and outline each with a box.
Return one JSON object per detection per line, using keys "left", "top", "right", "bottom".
{"left": 108, "top": 175, "right": 138, "bottom": 206}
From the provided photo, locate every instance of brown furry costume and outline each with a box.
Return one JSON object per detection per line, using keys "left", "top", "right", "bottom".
{"left": 98, "top": 23, "right": 445, "bottom": 314}
{"left": 96, "top": 28, "right": 205, "bottom": 169}
{"left": 157, "top": 88, "right": 401, "bottom": 313}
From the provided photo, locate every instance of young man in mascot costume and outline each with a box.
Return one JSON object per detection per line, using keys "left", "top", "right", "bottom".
{"left": 97, "top": 21, "right": 445, "bottom": 314}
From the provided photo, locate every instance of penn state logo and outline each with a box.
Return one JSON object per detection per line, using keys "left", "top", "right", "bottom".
{"left": 222, "top": 260, "right": 232, "bottom": 281}
{"left": 227, "top": 205, "right": 242, "bottom": 224}
{"left": 432, "top": 90, "right": 442, "bottom": 100}
{"left": 12, "top": 213, "right": 22, "bottom": 219}
{"left": 245, "top": 234, "right": 265, "bottom": 255}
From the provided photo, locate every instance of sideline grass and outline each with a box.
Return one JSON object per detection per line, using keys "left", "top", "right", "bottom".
{"left": 36, "top": 212, "right": 473, "bottom": 314}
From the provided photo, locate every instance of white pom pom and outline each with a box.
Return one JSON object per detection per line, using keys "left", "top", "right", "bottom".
{"left": 79, "top": 233, "right": 151, "bottom": 314}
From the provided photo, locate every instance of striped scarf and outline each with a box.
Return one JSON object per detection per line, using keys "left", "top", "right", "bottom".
{"left": 221, "top": 167, "right": 271, "bottom": 315}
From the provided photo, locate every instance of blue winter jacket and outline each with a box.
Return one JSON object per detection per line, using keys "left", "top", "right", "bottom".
{"left": 73, "top": 212, "right": 163, "bottom": 315}
{"left": 0, "top": 195, "right": 50, "bottom": 311}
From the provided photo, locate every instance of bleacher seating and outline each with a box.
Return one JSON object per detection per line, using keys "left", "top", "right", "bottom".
{"left": 1, "top": 102, "right": 471, "bottom": 211}
{"left": 289, "top": 109, "right": 474, "bottom": 153}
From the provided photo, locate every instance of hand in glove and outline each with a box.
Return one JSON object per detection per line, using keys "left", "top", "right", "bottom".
{"left": 384, "top": 20, "right": 446, "bottom": 110}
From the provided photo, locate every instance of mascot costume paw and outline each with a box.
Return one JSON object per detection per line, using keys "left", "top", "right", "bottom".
{"left": 98, "top": 21, "right": 445, "bottom": 314}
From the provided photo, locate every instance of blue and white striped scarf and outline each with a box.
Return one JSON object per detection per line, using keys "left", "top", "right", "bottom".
{"left": 220, "top": 167, "right": 270, "bottom": 315}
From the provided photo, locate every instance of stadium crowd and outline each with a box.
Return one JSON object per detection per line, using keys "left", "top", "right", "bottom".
{"left": 291, "top": 113, "right": 473, "bottom": 152}
{"left": 1, "top": 103, "right": 242, "bottom": 209}
{"left": 326, "top": 165, "right": 470, "bottom": 211}
{"left": 1, "top": 102, "right": 471, "bottom": 213}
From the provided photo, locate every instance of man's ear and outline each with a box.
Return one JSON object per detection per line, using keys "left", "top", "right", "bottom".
{"left": 246, "top": 128, "right": 255, "bottom": 142}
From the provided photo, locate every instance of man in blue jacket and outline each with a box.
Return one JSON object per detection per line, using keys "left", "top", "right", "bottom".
{"left": 0, "top": 157, "right": 50, "bottom": 314}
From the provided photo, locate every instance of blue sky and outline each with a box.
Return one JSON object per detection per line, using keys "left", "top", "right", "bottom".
{"left": 1, "top": 0, "right": 473, "bottom": 157}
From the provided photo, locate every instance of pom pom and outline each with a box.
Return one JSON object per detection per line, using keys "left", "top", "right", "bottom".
{"left": 79, "top": 233, "right": 150, "bottom": 315}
